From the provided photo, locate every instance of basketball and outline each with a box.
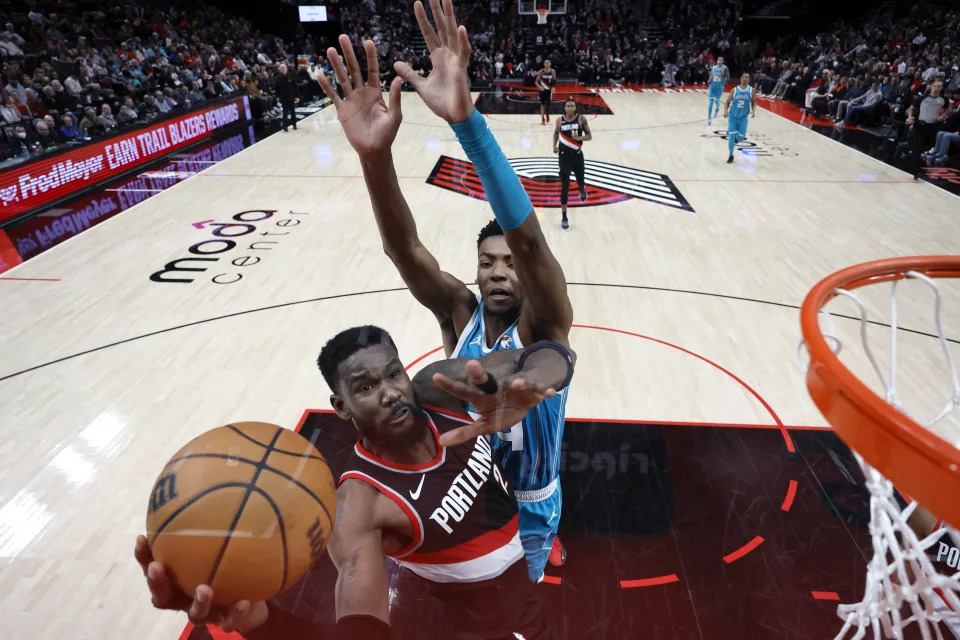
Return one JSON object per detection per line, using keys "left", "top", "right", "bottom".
{"left": 145, "top": 422, "right": 337, "bottom": 604}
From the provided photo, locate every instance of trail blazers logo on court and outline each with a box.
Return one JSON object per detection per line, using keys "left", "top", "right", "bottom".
{"left": 427, "top": 156, "right": 693, "bottom": 211}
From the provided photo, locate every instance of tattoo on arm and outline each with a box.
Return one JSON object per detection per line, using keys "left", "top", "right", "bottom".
{"left": 335, "top": 548, "right": 361, "bottom": 604}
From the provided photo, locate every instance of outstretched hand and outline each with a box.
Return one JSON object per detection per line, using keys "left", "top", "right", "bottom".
{"left": 134, "top": 535, "right": 268, "bottom": 633}
{"left": 434, "top": 360, "right": 556, "bottom": 447}
{"left": 394, "top": 0, "right": 475, "bottom": 124}
{"left": 317, "top": 36, "right": 403, "bottom": 157}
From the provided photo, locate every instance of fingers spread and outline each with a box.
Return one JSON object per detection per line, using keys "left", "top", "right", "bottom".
{"left": 464, "top": 360, "right": 488, "bottom": 385}
{"left": 442, "top": 0, "right": 458, "bottom": 47}
{"left": 328, "top": 47, "right": 352, "bottom": 96}
{"left": 363, "top": 39, "right": 379, "bottom": 88}
{"left": 428, "top": 0, "right": 448, "bottom": 47}
{"left": 388, "top": 76, "right": 404, "bottom": 120}
{"left": 414, "top": 1, "right": 441, "bottom": 51}
{"left": 393, "top": 61, "right": 424, "bottom": 90}
{"left": 457, "top": 26, "right": 472, "bottom": 68}
{"left": 432, "top": 372, "right": 480, "bottom": 402}
{"left": 316, "top": 73, "right": 342, "bottom": 108}
{"left": 338, "top": 34, "right": 364, "bottom": 89}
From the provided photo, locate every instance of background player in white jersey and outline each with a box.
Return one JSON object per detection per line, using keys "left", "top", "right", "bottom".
{"left": 707, "top": 56, "right": 729, "bottom": 125}
{"left": 535, "top": 60, "right": 557, "bottom": 125}
{"left": 553, "top": 98, "right": 592, "bottom": 230}
{"left": 317, "top": 0, "right": 575, "bottom": 583}
{"left": 723, "top": 72, "right": 756, "bottom": 164}
{"left": 136, "top": 325, "right": 573, "bottom": 639}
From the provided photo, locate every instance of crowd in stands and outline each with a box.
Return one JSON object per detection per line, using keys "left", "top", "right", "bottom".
{"left": 331, "top": 0, "right": 958, "bottom": 169}
{"left": 332, "top": 0, "right": 745, "bottom": 89}
{"left": 3, "top": 0, "right": 958, "bottom": 171}
{"left": 0, "top": 0, "right": 323, "bottom": 166}
{"left": 744, "top": 2, "right": 959, "bottom": 170}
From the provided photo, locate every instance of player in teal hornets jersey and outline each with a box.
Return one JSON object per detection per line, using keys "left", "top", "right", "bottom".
{"left": 447, "top": 221, "right": 571, "bottom": 582}
{"left": 707, "top": 56, "right": 729, "bottom": 124}
{"left": 724, "top": 72, "right": 757, "bottom": 164}
{"left": 317, "top": 0, "right": 575, "bottom": 584}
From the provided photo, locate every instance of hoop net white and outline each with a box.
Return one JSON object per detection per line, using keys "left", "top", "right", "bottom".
{"left": 536, "top": 8, "right": 549, "bottom": 24}
{"left": 798, "top": 270, "right": 960, "bottom": 640}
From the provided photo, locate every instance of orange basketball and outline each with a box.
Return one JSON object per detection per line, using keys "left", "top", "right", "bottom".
{"left": 145, "top": 422, "right": 336, "bottom": 604}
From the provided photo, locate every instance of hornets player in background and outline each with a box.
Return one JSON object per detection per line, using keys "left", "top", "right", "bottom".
{"left": 535, "top": 60, "right": 557, "bottom": 125}
{"left": 707, "top": 56, "right": 729, "bottom": 125}
{"left": 723, "top": 72, "right": 756, "bottom": 164}
{"left": 316, "top": 0, "right": 574, "bottom": 583}
{"left": 553, "top": 97, "right": 592, "bottom": 230}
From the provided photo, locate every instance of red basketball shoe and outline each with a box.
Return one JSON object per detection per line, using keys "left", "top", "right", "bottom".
{"left": 548, "top": 537, "right": 567, "bottom": 567}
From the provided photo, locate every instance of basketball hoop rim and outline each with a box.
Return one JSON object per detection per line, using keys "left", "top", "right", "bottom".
{"left": 800, "top": 255, "right": 960, "bottom": 529}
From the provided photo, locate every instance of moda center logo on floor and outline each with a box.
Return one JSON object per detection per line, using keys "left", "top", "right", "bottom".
{"left": 703, "top": 129, "right": 798, "bottom": 157}
{"left": 428, "top": 156, "right": 693, "bottom": 211}
{"left": 149, "top": 209, "right": 308, "bottom": 285}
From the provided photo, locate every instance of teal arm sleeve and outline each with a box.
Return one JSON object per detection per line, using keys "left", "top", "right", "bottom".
{"left": 450, "top": 109, "right": 532, "bottom": 230}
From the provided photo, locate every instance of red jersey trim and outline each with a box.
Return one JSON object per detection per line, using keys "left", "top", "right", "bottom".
{"left": 419, "top": 404, "right": 473, "bottom": 424}
{"left": 354, "top": 413, "right": 446, "bottom": 473}
{"left": 402, "top": 514, "right": 520, "bottom": 565}
{"left": 339, "top": 470, "right": 424, "bottom": 558}
{"left": 559, "top": 132, "right": 582, "bottom": 149}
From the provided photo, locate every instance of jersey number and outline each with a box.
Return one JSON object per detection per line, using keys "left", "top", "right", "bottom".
{"left": 500, "top": 422, "right": 524, "bottom": 451}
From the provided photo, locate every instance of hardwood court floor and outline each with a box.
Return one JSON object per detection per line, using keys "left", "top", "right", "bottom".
{"left": 0, "top": 90, "right": 957, "bottom": 640}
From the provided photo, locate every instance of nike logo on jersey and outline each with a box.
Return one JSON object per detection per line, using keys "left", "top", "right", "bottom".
{"left": 410, "top": 474, "right": 426, "bottom": 500}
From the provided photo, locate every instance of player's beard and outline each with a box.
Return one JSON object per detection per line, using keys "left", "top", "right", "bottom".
{"left": 380, "top": 402, "right": 428, "bottom": 447}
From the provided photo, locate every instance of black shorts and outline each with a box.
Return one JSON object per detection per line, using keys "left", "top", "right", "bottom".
{"left": 558, "top": 149, "right": 585, "bottom": 178}
{"left": 539, "top": 89, "right": 552, "bottom": 105}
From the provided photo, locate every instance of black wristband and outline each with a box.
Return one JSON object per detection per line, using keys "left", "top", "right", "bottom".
{"left": 334, "top": 614, "right": 394, "bottom": 640}
{"left": 476, "top": 373, "right": 499, "bottom": 395}
{"left": 516, "top": 341, "right": 575, "bottom": 391}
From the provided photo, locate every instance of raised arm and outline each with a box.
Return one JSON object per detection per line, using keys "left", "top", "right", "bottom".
{"left": 506, "top": 216, "right": 574, "bottom": 342}
{"left": 361, "top": 152, "right": 474, "bottom": 322}
{"left": 393, "top": 0, "right": 573, "bottom": 343}
{"left": 318, "top": 35, "right": 474, "bottom": 328}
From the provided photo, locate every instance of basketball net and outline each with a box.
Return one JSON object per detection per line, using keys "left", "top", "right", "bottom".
{"left": 536, "top": 8, "right": 548, "bottom": 24}
{"left": 798, "top": 269, "right": 960, "bottom": 640}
